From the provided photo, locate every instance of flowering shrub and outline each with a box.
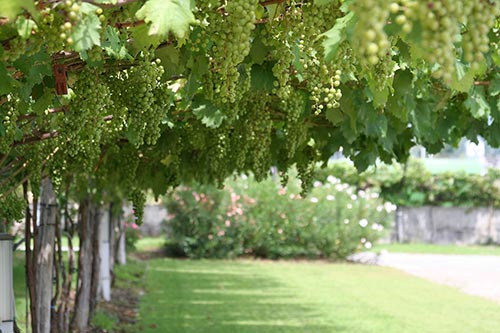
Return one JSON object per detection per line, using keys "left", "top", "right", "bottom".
{"left": 165, "top": 172, "right": 394, "bottom": 260}
{"left": 124, "top": 214, "right": 141, "bottom": 251}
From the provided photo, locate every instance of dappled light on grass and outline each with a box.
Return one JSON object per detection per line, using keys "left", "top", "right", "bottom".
{"left": 138, "top": 259, "right": 500, "bottom": 333}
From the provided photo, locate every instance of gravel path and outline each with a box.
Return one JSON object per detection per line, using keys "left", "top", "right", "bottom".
{"left": 350, "top": 252, "right": 500, "bottom": 304}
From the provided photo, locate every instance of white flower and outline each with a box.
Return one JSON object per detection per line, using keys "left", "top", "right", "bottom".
{"left": 347, "top": 203, "right": 353, "bottom": 209}
{"left": 370, "top": 192, "right": 379, "bottom": 199}
{"left": 326, "top": 195, "right": 335, "bottom": 201}
{"left": 358, "top": 190, "right": 366, "bottom": 198}
{"left": 371, "top": 223, "right": 384, "bottom": 232}
{"left": 335, "top": 184, "right": 344, "bottom": 192}
{"left": 313, "top": 181, "right": 323, "bottom": 188}
{"left": 360, "top": 238, "right": 366, "bottom": 243}
{"left": 344, "top": 219, "right": 350, "bottom": 224}
{"left": 384, "top": 202, "right": 397, "bottom": 213}
{"left": 364, "top": 241, "right": 372, "bottom": 249}
{"left": 359, "top": 219, "right": 368, "bottom": 228}
{"left": 310, "top": 197, "right": 319, "bottom": 203}
{"left": 327, "top": 175, "right": 339, "bottom": 184}
{"left": 376, "top": 205, "right": 384, "bottom": 212}
{"left": 350, "top": 194, "right": 357, "bottom": 200}
{"left": 346, "top": 188, "right": 353, "bottom": 195}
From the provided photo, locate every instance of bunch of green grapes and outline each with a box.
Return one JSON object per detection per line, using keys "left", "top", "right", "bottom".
{"left": 0, "top": 95, "right": 20, "bottom": 153}
{"left": 60, "top": 68, "right": 111, "bottom": 172}
{"left": 351, "top": 0, "right": 391, "bottom": 66}
{"left": 280, "top": 90, "right": 307, "bottom": 161}
{"left": 129, "top": 187, "right": 146, "bottom": 224}
{"left": 241, "top": 94, "right": 272, "bottom": 181}
{"left": 401, "top": 1, "right": 461, "bottom": 83}
{"left": 199, "top": 0, "right": 258, "bottom": 104}
{"left": 119, "top": 60, "right": 165, "bottom": 146}
{"left": 0, "top": 192, "right": 25, "bottom": 223}
{"left": 301, "top": 1, "right": 340, "bottom": 35}
{"left": 460, "top": 1, "right": 499, "bottom": 71}
{"left": 296, "top": 146, "right": 318, "bottom": 196}
{"left": 305, "top": 64, "right": 343, "bottom": 115}
{"left": 262, "top": 5, "right": 302, "bottom": 98}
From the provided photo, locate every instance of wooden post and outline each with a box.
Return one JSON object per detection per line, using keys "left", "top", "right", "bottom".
{"left": 35, "top": 178, "right": 57, "bottom": 333}
{"left": 72, "top": 199, "right": 95, "bottom": 332}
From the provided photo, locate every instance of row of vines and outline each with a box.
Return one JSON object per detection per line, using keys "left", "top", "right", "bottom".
{"left": 1, "top": 0, "right": 500, "bottom": 332}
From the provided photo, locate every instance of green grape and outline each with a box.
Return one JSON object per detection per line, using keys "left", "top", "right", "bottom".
{"left": 129, "top": 187, "right": 146, "bottom": 224}
{"left": 280, "top": 91, "right": 308, "bottom": 161}
{"left": 0, "top": 95, "right": 20, "bottom": 153}
{"left": 197, "top": 0, "right": 259, "bottom": 104}
{"left": 351, "top": 0, "right": 391, "bottom": 67}
{"left": 0, "top": 192, "right": 25, "bottom": 223}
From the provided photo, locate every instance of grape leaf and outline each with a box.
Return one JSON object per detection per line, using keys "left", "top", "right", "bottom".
{"left": 325, "top": 108, "right": 344, "bottom": 126}
{"left": 72, "top": 14, "right": 101, "bottom": 52}
{"left": 489, "top": 73, "right": 500, "bottom": 97}
{"left": 0, "top": 63, "right": 17, "bottom": 95}
{"left": 0, "top": 0, "right": 36, "bottom": 20}
{"left": 192, "top": 98, "right": 226, "bottom": 128}
{"left": 465, "top": 87, "right": 490, "bottom": 119}
{"left": 450, "top": 61, "right": 475, "bottom": 93}
{"left": 322, "top": 12, "right": 355, "bottom": 62}
{"left": 131, "top": 24, "right": 162, "bottom": 51}
{"left": 251, "top": 64, "right": 275, "bottom": 93}
{"left": 103, "top": 26, "right": 131, "bottom": 60}
{"left": 135, "top": 0, "right": 195, "bottom": 40}
{"left": 15, "top": 17, "right": 37, "bottom": 39}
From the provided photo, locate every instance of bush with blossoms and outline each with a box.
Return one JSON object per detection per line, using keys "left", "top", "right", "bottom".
{"left": 164, "top": 171, "right": 395, "bottom": 259}
{"left": 124, "top": 212, "right": 142, "bottom": 251}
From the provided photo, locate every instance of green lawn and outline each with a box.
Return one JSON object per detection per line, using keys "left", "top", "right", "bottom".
{"left": 373, "top": 243, "right": 500, "bottom": 256}
{"left": 421, "top": 157, "right": 483, "bottom": 174}
{"left": 137, "top": 259, "right": 500, "bottom": 333}
{"left": 13, "top": 252, "right": 28, "bottom": 332}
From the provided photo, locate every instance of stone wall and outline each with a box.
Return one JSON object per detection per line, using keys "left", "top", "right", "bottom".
{"left": 393, "top": 206, "right": 500, "bottom": 245}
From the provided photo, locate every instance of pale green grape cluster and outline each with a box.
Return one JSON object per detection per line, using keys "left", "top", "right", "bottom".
{"left": 129, "top": 187, "right": 146, "bottom": 224}
{"left": 402, "top": 1, "right": 461, "bottom": 83}
{"left": 0, "top": 95, "right": 20, "bottom": 153}
{"left": 296, "top": 146, "right": 317, "bottom": 196}
{"left": 62, "top": 68, "right": 111, "bottom": 172}
{"left": 280, "top": 91, "right": 307, "bottom": 161}
{"left": 0, "top": 192, "right": 25, "bottom": 223}
{"left": 200, "top": 0, "right": 259, "bottom": 104}
{"left": 306, "top": 65, "right": 343, "bottom": 115}
{"left": 460, "top": 1, "right": 499, "bottom": 71}
{"left": 351, "top": 0, "right": 391, "bottom": 66}
{"left": 263, "top": 5, "right": 302, "bottom": 98}
{"left": 399, "top": 1, "right": 498, "bottom": 81}
{"left": 119, "top": 61, "right": 166, "bottom": 146}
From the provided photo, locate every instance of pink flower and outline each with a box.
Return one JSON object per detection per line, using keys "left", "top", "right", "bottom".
{"left": 217, "top": 230, "right": 225, "bottom": 237}
{"left": 225, "top": 220, "right": 231, "bottom": 227}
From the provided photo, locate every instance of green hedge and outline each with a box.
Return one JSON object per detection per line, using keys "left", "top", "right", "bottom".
{"left": 315, "top": 159, "right": 500, "bottom": 208}
{"left": 164, "top": 172, "right": 393, "bottom": 260}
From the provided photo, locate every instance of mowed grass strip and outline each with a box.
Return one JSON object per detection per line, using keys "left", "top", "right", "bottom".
{"left": 138, "top": 259, "right": 500, "bottom": 333}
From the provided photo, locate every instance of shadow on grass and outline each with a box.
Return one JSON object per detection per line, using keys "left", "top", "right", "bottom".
{"left": 137, "top": 260, "right": 347, "bottom": 333}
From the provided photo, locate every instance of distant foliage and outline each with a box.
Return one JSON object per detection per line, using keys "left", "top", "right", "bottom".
{"left": 315, "top": 159, "right": 500, "bottom": 208}
{"left": 164, "top": 172, "right": 393, "bottom": 259}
